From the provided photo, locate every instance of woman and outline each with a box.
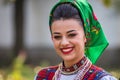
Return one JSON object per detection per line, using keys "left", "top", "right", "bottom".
{"left": 34, "top": 0, "right": 117, "bottom": 80}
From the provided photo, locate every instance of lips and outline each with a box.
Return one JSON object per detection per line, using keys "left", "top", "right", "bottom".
{"left": 60, "top": 47, "right": 74, "bottom": 54}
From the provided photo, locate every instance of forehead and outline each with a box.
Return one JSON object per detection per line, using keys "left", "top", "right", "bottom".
{"left": 51, "top": 19, "right": 84, "bottom": 32}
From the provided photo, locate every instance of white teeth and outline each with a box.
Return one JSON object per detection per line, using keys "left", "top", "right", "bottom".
{"left": 62, "top": 48, "right": 72, "bottom": 52}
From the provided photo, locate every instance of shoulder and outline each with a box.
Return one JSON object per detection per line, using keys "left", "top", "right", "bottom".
{"left": 34, "top": 66, "right": 58, "bottom": 80}
{"left": 84, "top": 65, "right": 116, "bottom": 80}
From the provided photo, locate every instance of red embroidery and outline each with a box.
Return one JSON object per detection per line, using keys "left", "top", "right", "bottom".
{"left": 36, "top": 65, "right": 108, "bottom": 80}
{"left": 36, "top": 66, "right": 58, "bottom": 80}
{"left": 38, "top": 69, "right": 47, "bottom": 78}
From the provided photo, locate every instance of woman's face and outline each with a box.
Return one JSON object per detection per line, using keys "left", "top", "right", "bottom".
{"left": 51, "top": 19, "right": 86, "bottom": 63}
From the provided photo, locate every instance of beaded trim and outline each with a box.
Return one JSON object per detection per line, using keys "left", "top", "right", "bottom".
{"left": 52, "top": 57, "right": 92, "bottom": 80}
{"left": 61, "top": 56, "right": 86, "bottom": 73}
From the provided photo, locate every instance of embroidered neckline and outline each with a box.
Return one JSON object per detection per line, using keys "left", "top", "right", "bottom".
{"left": 61, "top": 56, "right": 86, "bottom": 73}
{"left": 53, "top": 57, "right": 92, "bottom": 80}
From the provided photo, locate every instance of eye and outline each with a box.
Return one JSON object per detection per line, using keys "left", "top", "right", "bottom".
{"left": 68, "top": 33, "right": 77, "bottom": 38}
{"left": 53, "top": 35, "right": 62, "bottom": 40}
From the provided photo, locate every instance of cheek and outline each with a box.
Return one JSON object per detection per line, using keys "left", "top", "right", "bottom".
{"left": 52, "top": 39, "right": 59, "bottom": 48}
{"left": 73, "top": 38, "right": 85, "bottom": 47}
{"left": 51, "top": 37, "right": 57, "bottom": 46}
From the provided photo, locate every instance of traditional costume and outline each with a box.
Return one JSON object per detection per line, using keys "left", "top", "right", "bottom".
{"left": 34, "top": 0, "right": 117, "bottom": 80}
{"left": 34, "top": 56, "right": 116, "bottom": 80}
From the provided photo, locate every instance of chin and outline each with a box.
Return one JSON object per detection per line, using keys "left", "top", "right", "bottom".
{"left": 62, "top": 56, "right": 75, "bottom": 62}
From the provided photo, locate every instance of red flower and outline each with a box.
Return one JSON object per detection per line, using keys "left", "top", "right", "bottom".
{"left": 93, "top": 12, "right": 97, "bottom": 21}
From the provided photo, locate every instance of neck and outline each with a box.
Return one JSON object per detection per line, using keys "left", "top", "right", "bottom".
{"left": 64, "top": 55, "right": 84, "bottom": 68}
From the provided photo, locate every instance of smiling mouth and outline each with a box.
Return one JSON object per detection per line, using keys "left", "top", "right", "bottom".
{"left": 60, "top": 47, "right": 73, "bottom": 54}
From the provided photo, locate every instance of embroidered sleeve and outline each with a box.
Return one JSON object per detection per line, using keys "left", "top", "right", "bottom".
{"left": 35, "top": 69, "right": 48, "bottom": 80}
{"left": 34, "top": 66, "right": 58, "bottom": 80}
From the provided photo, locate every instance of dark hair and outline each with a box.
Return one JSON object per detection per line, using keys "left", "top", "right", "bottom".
{"left": 51, "top": 3, "right": 83, "bottom": 27}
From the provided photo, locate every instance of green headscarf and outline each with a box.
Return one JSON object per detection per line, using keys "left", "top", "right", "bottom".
{"left": 49, "top": 0, "right": 109, "bottom": 64}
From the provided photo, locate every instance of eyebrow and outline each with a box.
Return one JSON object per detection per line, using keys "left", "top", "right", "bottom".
{"left": 67, "top": 30, "right": 76, "bottom": 33}
{"left": 53, "top": 32, "right": 60, "bottom": 34}
{"left": 53, "top": 30, "right": 76, "bottom": 34}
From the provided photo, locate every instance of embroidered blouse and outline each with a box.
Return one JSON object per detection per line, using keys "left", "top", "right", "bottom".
{"left": 34, "top": 57, "right": 117, "bottom": 80}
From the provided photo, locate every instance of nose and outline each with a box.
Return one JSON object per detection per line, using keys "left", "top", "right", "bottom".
{"left": 60, "top": 37, "right": 69, "bottom": 47}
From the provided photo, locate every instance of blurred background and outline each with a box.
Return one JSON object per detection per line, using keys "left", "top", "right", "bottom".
{"left": 0, "top": 0, "right": 120, "bottom": 80}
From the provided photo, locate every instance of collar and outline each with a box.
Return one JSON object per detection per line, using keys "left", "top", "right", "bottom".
{"left": 61, "top": 56, "right": 87, "bottom": 72}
